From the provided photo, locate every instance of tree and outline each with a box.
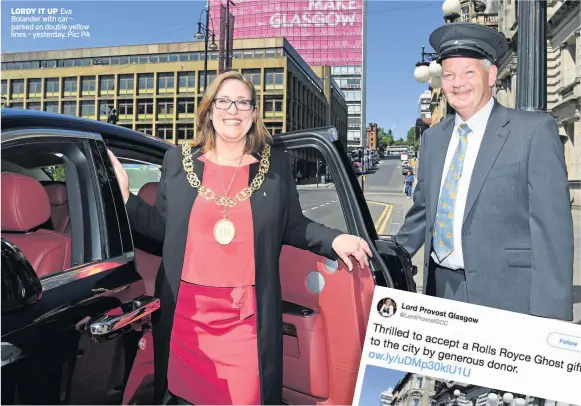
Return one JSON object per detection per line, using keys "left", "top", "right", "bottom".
{"left": 45, "top": 166, "right": 66, "bottom": 182}
{"left": 377, "top": 127, "right": 394, "bottom": 151}
{"left": 405, "top": 126, "right": 421, "bottom": 152}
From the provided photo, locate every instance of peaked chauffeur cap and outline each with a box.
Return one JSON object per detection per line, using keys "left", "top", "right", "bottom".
{"left": 429, "top": 22, "right": 509, "bottom": 64}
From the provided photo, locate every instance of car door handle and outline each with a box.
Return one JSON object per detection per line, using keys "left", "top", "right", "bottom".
{"left": 88, "top": 295, "right": 160, "bottom": 337}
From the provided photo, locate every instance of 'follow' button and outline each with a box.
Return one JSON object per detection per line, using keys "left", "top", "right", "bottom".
{"left": 547, "top": 333, "right": 581, "bottom": 352}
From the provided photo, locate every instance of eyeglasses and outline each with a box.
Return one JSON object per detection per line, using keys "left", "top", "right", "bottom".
{"left": 214, "top": 98, "right": 254, "bottom": 111}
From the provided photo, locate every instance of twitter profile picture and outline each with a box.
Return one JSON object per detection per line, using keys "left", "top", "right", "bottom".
{"left": 377, "top": 298, "right": 397, "bottom": 318}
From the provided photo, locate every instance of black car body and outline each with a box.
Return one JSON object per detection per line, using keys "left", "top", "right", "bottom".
{"left": 1, "top": 109, "right": 416, "bottom": 405}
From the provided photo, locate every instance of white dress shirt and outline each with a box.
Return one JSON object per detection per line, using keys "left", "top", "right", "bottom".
{"left": 431, "top": 97, "right": 495, "bottom": 270}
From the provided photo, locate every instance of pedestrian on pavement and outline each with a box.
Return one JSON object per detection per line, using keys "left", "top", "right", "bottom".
{"left": 107, "top": 70, "right": 373, "bottom": 405}
{"left": 404, "top": 170, "right": 415, "bottom": 198}
{"left": 395, "top": 22, "right": 573, "bottom": 321}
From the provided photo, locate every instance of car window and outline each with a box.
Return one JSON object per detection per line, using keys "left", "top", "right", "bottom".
{"left": 290, "top": 146, "right": 347, "bottom": 233}
{"left": 43, "top": 165, "right": 66, "bottom": 181}
{"left": 1, "top": 138, "right": 101, "bottom": 279}
{"left": 120, "top": 158, "right": 161, "bottom": 194}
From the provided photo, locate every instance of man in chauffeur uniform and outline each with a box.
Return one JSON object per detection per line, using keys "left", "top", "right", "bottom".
{"left": 395, "top": 22, "right": 574, "bottom": 321}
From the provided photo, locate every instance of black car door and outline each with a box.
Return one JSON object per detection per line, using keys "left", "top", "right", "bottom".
{"left": 1, "top": 129, "right": 158, "bottom": 405}
{"left": 271, "top": 127, "right": 416, "bottom": 405}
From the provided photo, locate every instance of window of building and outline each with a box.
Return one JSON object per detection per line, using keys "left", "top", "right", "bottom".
{"left": 178, "top": 72, "right": 195, "bottom": 93}
{"left": 99, "top": 75, "right": 115, "bottom": 96}
{"left": 11, "top": 80, "right": 24, "bottom": 97}
{"left": 158, "top": 73, "right": 175, "bottom": 94}
{"left": 241, "top": 69, "right": 261, "bottom": 87}
{"left": 1, "top": 80, "right": 7, "bottom": 97}
{"left": 62, "top": 101, "right": 77, "bottom": 116}
{"left": 99, "top": 100, "right": 114, "bottom": 120}
{"left": 80, "top": 101, "right": 96, "bottom": 118}
{"left": 348, "top": 104, "right": 361, "bottom": 115}
{"left": 44, "top": 101, "right": 59, "bottom": 113}
{"left": 45, "top": 78, "right": 59, "bottom": 97}
{"left": 265, "top": 122, "right": 283, "bottom": 135}
{"left": 264, "top": 68, "right": 284, "bottom": 89}
{"left": 117, "top": 100, "right": 134, "bottom": 118}
{"left": 348, "top": 130, "right": 360, "bottom": 142}
{"left": 177, "top": 123, "right": 195, "bottom": 140}
{"left": 200, "top": 70, "right": 217, "bottom": 90}
{"left": 27, "top": 102, "right": 41, "bottom": 111}
{"left": 81, "top": 76, "right": 96, "bottom": 96}
{"left": 137, "top": 99, "right": 154, "bottom": 118}
{"left": 461, "top": 6, "right": 470, "bottom": 21}
{"left": 63, "top": 77, "right": 77, "bottom": 97}
{"left": 156, "top": 124, "right": 173, "bottom": 140}
{"left": 138, "top": 73, "right": 154, "bottom": 94}
{"left": 416, "top": 377, "right": 423, "bottom": 388}
{"left": 157, "top": 99, "right": 174, "bottom": 118}
{"left": 118, "top": 74, "right": 134, "bottom": 95}
{"left": 263, "top": 95, "right": 283, "bottom": 118}
{"left": 136, "top": 124, "right": 153, "bottom": 136}
{"left": 177, "top": 99, "right": 195, "bottom": 117}
{"left": 27, "top": 79, "right": 42, "bottom": 98}
{"left": 10, "top": 102, "right": 24, "bottom": 109}
{"left": 348, "top": 117, "right": 361, "bottom": 128}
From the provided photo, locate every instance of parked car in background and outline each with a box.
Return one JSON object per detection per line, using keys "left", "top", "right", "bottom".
{"left": 1, "top": 109, "right": 416, "bottom": 405}
{"left": 402, "top": 161, "right": 413, "bottom": 175}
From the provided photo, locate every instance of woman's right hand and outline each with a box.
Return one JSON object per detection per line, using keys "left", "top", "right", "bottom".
{"left": 107, "top": 149, "right": 130, "bottom": 204}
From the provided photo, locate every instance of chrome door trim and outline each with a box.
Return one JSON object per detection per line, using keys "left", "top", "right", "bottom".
{"left": 1, "top": 128, "right": 102, "bottom": 143}
{"left": 88, "top": 295, "right": 161, "bottom": 337}
{"left": 41, "top": 252, "right": 133, "bottom": 291}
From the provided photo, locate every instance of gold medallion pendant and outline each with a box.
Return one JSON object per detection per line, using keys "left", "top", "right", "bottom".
{"left": 181, "top": 142, "right": 271, "bottom": 246}
{"left": 214, "top": 218, "right": 235, "bottom": 245}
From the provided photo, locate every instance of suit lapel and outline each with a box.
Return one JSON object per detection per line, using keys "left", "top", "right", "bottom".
{"left": 462, "top": 102, "right": 511, "bottom": 224}
{"left": 429, "top": 117, "right": 455, "bottom": 215}
{"left": 176, "top": 145, "right": 203, "bottom": 225}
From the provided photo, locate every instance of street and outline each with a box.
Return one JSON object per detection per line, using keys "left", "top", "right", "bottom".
{"left": 298, "top": 156, "right": 581, "bottom": 324}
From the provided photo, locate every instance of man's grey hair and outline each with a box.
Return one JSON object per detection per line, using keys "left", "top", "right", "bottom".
{"left": 480, "top": 59, "right": 492, "bottom": 70}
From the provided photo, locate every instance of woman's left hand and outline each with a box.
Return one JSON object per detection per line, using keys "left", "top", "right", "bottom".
{"left": 332, "top": 235, "right": 373, "bottom": 272}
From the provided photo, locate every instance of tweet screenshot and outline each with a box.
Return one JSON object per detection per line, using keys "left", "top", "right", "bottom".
{"left": 352, "top": 287, "right": 581, "bottom": 406}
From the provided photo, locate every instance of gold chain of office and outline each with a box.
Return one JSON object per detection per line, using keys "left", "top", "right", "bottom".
{"left": 181, "top": 141, "right": 271, "bottom": 207}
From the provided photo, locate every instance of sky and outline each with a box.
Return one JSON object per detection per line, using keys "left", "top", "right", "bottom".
{"left": 1, "top": 0, "right": 445, "bottom": 141}
{"left": 357, "top": 364, "right": 406, "bottom": 406}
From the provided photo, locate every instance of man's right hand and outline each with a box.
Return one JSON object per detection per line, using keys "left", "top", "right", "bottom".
{"left": 107, "top": 149, "right": 130, "bottom": 204}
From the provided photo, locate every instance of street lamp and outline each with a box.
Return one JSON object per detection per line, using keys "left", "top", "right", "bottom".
{"left": 195, "top": 1, "right": 218, "bottom": 92}
{"left": 442, "top": 0, "right": 462, "bottom": 23}
{"left": 453, "top": 389, "right": 461, "bottom": 406}
{"left": 486, "top": 392, "right": 527, "bottom": 406}
{"left": 414, "top": 46, "right": 442, "bottom": 89}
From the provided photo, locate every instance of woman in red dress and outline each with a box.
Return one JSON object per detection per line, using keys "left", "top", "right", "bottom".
{"left": 108, "top": 71, "right": 372, "bottom": 405}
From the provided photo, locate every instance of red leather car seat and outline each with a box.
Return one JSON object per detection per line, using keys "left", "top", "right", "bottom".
{"left": 1, "top": 172, "right": 71, "bottom": 278}
{"left": 44, "top": 183, "right": 70, "bottom": 233}
{"left": 134, "top": 182, "right": 161, "bottom": 296}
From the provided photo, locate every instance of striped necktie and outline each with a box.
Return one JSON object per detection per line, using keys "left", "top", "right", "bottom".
{"left": 433, "top": 123, "right": 471, "bottom": 262}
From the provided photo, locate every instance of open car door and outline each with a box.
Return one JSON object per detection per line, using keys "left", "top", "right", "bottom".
{"left": 275, "top": 127, "right": 416, "bottom": 405}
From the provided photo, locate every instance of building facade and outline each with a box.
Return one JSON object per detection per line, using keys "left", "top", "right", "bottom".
{"left": 209, "top": 0, "right": 367, "bottom": 150}
{"left": 495, "top": 0, "right": 580, "bottom": 205}
{"left": 366, "top": 122, "right": 378, "bottom": 150}
{"left": 425, "top": 0, "right": 580, "bottom": 205}
{"left": 390, "top": 373, "right": 439, "bottom": 406}
{"left": 380, "top": 387, "right": 395, "bottom": 406}
{"left": 419, "top": 89, "right": 432, "bottom": 119}
{"left": 1, "top": 37, "right": 347, "bottom": 180}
